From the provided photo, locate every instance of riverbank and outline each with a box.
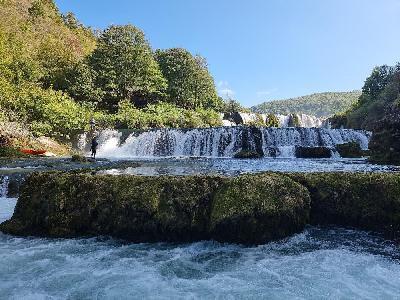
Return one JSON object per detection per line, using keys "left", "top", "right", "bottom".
{"left": 2, "top": 171, "right": 399, "bottom": 244}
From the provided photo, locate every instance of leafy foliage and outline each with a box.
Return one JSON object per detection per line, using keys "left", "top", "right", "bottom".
{"left": 155, "top": 48, "right": 221, "bottom": 110}
{"left": 252, "top": 91, "right": 361, "bottom": 117}
{"left": 220, "top": 98, "right": 250, "bottom": 113}
{"left": 88, "top": 25, "right": 167, "bottom": 111}
{"left": 336, "top": 64, "right": 400, "bottom": 130}
{"left": 265, "top": 114, "right": 279, "bottom": 127}
{"left": 116, "top": 100, "right": 222, "bottom": 129}
{"left": 0, "top": 0, "right": 224, "bottom": 142}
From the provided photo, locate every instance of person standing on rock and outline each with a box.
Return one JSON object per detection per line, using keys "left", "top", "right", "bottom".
{"left": 91, "top": 137, "right": 98, "bottom": 159}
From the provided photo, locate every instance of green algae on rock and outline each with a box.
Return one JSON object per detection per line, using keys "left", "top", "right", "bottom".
{"left": 210, "top": 173, "right": 310, "bottom": 244}
{"left": 0, "top": 172, "right": 309, "bottom": 244}
{"left": 2, "top": 171, "right": 400, "bottom": 244}
{"left": 288, "top": 172, "right": 400, "bottom": 240}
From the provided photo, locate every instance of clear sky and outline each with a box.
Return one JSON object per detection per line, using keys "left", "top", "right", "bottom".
{"left": 55, "top": 0, "right": 400, "bottom": 107}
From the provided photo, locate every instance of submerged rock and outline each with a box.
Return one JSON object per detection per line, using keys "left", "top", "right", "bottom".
{"left": 295, "top": 146, "right": 331, "bottom": 158}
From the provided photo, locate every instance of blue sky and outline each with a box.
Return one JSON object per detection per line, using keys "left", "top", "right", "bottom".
{"left": 55, "top": 0, "right": 400, "bottom": 107}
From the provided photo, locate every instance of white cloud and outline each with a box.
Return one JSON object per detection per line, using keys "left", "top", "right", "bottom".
{"left": 217, "top": 81, "right": 235, "bottom": 99}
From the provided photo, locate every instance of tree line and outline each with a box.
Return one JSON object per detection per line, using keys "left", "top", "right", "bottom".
{"left": 0, "top": 0, "right": 227, "bottom": 139}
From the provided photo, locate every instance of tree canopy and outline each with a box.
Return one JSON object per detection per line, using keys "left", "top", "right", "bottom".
{"left": 88, "top": 25, "right": 167, "bottom": 111}
{"left": 332, "top": 63, "right": 400, "bottom": 130}
{"left": 155, "top": 48, "right": 221, "bottom": 110}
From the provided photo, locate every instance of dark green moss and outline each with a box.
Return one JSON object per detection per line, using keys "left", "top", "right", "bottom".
{"left": 3, "top": 171, "right": 400, "bottom": 244}
{"left": 210, "top": 173, "right": 310, "bottom": 244}
{"left": 0, "top": 171, "right": 310, "bottom": 244}
{"left": 288, "top": 172, "right": 400, "bottom": 240}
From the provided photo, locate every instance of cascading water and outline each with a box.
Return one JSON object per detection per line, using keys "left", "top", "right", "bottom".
{"left": 0, "top": 176, "right": 9, "bottom": 198}
{"left": 228, "top": 112, "right": 326, "bottom": 127}
{"left": 79, "top": 127, "right": 371, "bottom": 159}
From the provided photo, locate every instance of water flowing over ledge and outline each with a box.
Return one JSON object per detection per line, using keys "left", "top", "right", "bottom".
{"left": 78, "top": 127, "right": 371, "bottom": 158}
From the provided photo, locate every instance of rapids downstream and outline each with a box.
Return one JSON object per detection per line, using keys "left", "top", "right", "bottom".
{"left": 1, "top": 196, "right": 400, "bottom": 299}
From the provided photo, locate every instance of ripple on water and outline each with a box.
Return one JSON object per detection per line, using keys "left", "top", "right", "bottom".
{"left": 1, "top": 198, "right": 400, "bottom": 299}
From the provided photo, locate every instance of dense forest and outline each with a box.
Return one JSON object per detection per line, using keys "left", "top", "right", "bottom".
{"left": 251, "top": 91, "right": 361, "bottom": 117}
{"left": 0, "top": 0, "right": 228, "bottom": 142}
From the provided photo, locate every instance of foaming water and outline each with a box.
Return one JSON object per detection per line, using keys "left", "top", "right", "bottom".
{"left": 1, "top": 199, "right": 400, "bottom": 299}
{"left": 78, "top": 127, "right": 371, "bottom": 159}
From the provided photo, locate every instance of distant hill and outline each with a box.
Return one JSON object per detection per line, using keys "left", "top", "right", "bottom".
{"left": 251, "top": 91, "right": 361, "bottom": 117}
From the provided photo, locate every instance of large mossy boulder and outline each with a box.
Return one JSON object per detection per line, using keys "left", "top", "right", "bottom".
{"left": 2, "top": 171, "right": 400, "bottom": 244}
{"left": 210, "top": 174, "right": 310, "bottom": 244}
{"left": 336, "top": 142, "right": 364, "bottom": 158}
{"left": 0, "top": 172, "right": 310, "bottom": 245}
{"left": 289, "top": 173, "right": 400, "bottom": 240}
{"left": 0, "top": 172, "right": 225, "bottom": 242}
{"left": 295, "top": 146, "right": 331, "bottom": 158}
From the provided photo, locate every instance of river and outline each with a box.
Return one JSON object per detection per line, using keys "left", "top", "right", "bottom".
{"left": 1, "top": 197, "right": 400, "bottom": 299}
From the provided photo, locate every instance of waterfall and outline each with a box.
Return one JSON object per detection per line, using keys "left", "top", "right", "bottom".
{"left": 0, "top": 176, "right": 9, "bottom": 198}
{"left": 79, "top": 127, "right": 371, "bottom": 159}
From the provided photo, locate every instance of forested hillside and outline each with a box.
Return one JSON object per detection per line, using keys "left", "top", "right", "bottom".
{"left": 0, "top": 0, "right": 225, "bottom": 147}
{"left": 252, "top": 91, "right": 361, "bottom": 117}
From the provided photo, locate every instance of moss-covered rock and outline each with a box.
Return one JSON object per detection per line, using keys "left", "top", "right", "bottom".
{"left": 210, "top": 173, "right": 310, "bottom": 244}
{"left": 288, "top": 172, "right": 400, "bottom": 240}
{"left": 233, "top": 150, "right": 262, "bottom": 159}
{"left": 0, "top": 172, "right": 226, "bottom": 242}
{"left": 0, "top": 171, "right": 310, "bottom": 244}
{"left": 336, "top": 142, "right": 364, "bottom": 158}
{"left": 295, "top": 146, "right": 331, "bottom": 158}
{"left": 2, "top": 171, "right": 400, "bottom": 244}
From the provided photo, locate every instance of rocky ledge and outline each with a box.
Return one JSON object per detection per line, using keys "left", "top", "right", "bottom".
{"left": 1, "top": 172, "right": 400, "bottom": 244}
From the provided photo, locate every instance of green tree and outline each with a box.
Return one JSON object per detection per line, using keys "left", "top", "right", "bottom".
{"left": 89, "top": 25, "right": 167, "bottom": 111}
{"left": 63, "top": 60, "right": 103, "bottom": 104}
{"left": 221, "top": 98, "right": 250, "bottom": 113}
{"left": 154, "top": 48, "right": 221, "bottom": 109}
{"left": 266, "top": 113, "right": 279, "bottom": 127}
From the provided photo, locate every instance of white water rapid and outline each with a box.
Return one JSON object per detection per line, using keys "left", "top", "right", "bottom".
{"left": 0, "top": 176, "right": 9, "bottom": 198}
